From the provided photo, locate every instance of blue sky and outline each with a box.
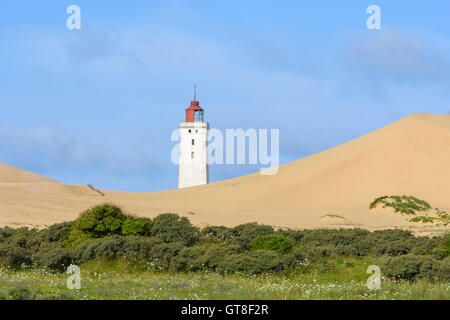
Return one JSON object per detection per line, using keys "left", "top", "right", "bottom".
{"left": 0, "top": 1, "right": 449, "bottom": 191}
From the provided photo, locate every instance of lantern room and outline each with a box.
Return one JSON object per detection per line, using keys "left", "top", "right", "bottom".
{"left": 185, "top": 101, "right": 204, "bottom": 122}
{"left": 185, "top": 88, "right": 204, "bottom": 122}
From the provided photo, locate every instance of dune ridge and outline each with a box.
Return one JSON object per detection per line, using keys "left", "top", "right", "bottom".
{"left": 0, "top": 162, "right": 58, "bottom": 183}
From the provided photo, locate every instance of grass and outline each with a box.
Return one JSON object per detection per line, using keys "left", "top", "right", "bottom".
{"left": 370, "top": 195, "right": 449, "bottom": 226}
{"left": 320, "top": 214, "right": 347, "bottom": 220}
{"left": 370, "top": 195, "right": 432, "bottom": 215}
{"left": 0, "top": 257, "right": 448, "bottom": 300}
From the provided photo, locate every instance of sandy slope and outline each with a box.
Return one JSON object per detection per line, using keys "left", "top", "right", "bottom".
{"left": 0, "top": 162, "right": 57, "bottom": 183}
{"left": 0, "top": 113, "right": 449, "bottom": 232}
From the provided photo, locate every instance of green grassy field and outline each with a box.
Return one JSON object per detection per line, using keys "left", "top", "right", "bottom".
{"left": 1, "top": 257, "right": 448, "bottom": 300}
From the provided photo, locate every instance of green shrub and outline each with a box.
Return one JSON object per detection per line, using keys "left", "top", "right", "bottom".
{"left": 276, "top": 229, "right": 305, "bottom": 243}
{"left": 151, "top": 214, "right": 199, "bottom": 246}
{"left": 37, "top": 221, "right": 74, "bottom": 243}
{"left": 92, "top": 236, "right": 126, "bottom": 259}
{"left": 64, "top": 228, "right": 92, "bottom": 248}
{"left": 150, "top": 242, "right": 185, "bottom": 269}
{"left": 377, "top": 240, "right": 411, "bottom": 256}
{"left": 292, "top": 245, "right": 336, "bottom": 263}
{"left": 120, "top": 237, "right": 161, "bottom": 259}
{"left": 0, "top": 226, "right": 17, "bottom": 243}
{"left": 435, "top": 258, "right": 450, "bottom": 281}
{"left": 370, "top": 195, "right": 431, "bottom": 215}
{"left": 121, "top": 217, "right": 153, "bottom": 236}
{"left": 383, "top": 255, "right": 444, "bottom": 281}
{"left": 226, "top": 223, "right": 274, "bottom": 250}
{"left": 0, "top": 244, "right": 32, "bottom": 268}
{"left": 218, "top": 250, "right": 287, "bottom": 274}
{"left": 442, "top": 234, "right": 450, "bottom": 258}
{"left": 201, "top": 245, "right": 241, "bottom": 271}
{"left": 71, "top": 237, "right": 121, "bottom": 263}
{"left": 10, "top": 234, "right": 29, "bottom": 249}
{"left": 0, "top": 227, "right": 37, "bottom": 244}
{"left": 33, "top": 243, "right": 72, "bottom": 272}
{"left": 249, "top": 235, "right": 293, "bottom": 254}
{"left": 369, "top": 232, "right": 437, "bottom": 257}
{"left": 201, "top": 226, "right": 230, "bottom": 241}
{"left": 410, "top": 208, "right": 449, "bottom": 226}
{"left": 71, "top": 236, "right": 163, "bottom": 264}
{"left": 369, "top": 229, "right": 414, "bottom": 242}
{"left": 301, "top": 228, "right": 371, "bottom": 247}
{"left": 170, "top": 246, "right": 207, "bottom": 271}
{"left": 74, "top": 204, "right": 127, "bottom": 238}
{"left": 343, "top": 239, "right": 373, "bottom": 256}
{"left": 67, "top": 204, "right": 156, "bottom": 246}
{"left": 71, "top": 238, "right": 106, "bottom": 263}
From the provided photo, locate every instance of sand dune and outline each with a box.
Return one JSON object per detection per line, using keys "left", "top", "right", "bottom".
{"left": 0, "top": 113, "right": 449, "bottom": 232}
{"left": 0, "top": 162, "right": 57, "bottom": 183}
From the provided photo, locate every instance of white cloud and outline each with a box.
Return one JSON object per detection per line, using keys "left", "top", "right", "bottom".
{"left": 0, "top": 125, "right": 163, "bottom": 177}
{"left": 342, "top": 28, "right": 450, "bottom": 82}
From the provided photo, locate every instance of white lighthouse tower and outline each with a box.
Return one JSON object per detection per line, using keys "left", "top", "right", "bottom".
{"left": 178, "top": 87, "right": 209, "bottom": 189}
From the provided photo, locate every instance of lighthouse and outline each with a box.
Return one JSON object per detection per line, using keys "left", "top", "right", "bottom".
{"left": 178, "top": 87, "right": 209, "bottom": 188}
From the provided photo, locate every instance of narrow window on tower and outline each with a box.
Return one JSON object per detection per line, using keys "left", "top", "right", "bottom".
{"left": 192, "top": 139, "right": 195, "bottom": 145}
{"left": 191, "top": 152, "right": 194, "bottom": 159}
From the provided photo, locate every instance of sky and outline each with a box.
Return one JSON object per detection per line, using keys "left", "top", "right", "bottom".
{"left": 0, "top": 1, "right": 449, "bottom": 192}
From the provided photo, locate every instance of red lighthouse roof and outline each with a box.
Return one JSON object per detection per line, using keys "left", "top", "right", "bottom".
{"left": 185, "top": 86, "right": 204, "bottom": 122}
{"left": 186, "top": 100, "right": 203, "bottom": 112}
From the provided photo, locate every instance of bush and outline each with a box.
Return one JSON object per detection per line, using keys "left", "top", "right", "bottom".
{"left": 37, "top": 221, "right": 74, "bottom": 243}
{"left": 33, "top": 243, "right": 72, "bottom": 272}
{"left": 68, "top": 204, "right": 157, "bottom": 246}
{"left": 10, "top": 234, "right": 29, "bottom": 249}
{"left": 0, "top": 244, "right": 32, "bottom": 268}
{"left": 92, "top": 236, "right": 126, "bottom": 259}
{"left": 201, "top": 245, "right": 241, "bottom": 271}
{"left": 74, "top": 204, "right": 127, "bottom": 238}
{"left": 370, "top": 232, "right": 436, "bottom": 257}
{"left": 150, "top": 242, "right": 185, "bottom": 269}
{"left": 170, "top": 246, "right": 207, "bottom": 271}
{"left": 201, "top": 226, "right": 230, "bottom": 241}
{"left": 0, "top": 227, "right": 37, "bottom": 244}
{"left": 339, "top": 239, "right": 373, "bottom": 256}
{"left": 291, "top": 245, "right": 336, "bottom": 263}
{"left": 376, "top": 240, "right": 412, "bottom": 256}
{"left": 435, "top": 258, "right": 450, "bottom": 281}
{"left": 151, "top": 214, "right": 199, "bottom": 246}
{"left": 71, "top": 237, "right": 120, "bottom": 263}
{"left": 370, "top": 195, "right": 432, "bottom": 215}
{"left": 249, "top": 235, "right": 293, "bottom": 254}
{"left": 369, "top": 229, "right": 415, "bottom": 242}
{"left": 300, "top": 228, "right": 371, "bottom": 247}
{"left": 121, "top": 217, "right": 153, "bottom": 236}
{"left": 71, "top": 236, "right": 163, "bottom": 264}
{"left": 383, "top": 255, "right": 444, "bottom": 281}
{"left": 71, "top": 238, "right": 107, "bottom": 263}
{"left": 120, "top": 237, "right": 161, "bottom": 259}
{"left": 441, "top": 234, "right": 450, "bottom": 258}
{"left": 226, "top": 223, "right": 274, "bottom": 250}
{"left": 0, "top": 227, "right": 17, "bottom": 243}
{"left": 64, "top": 229, "right": 92, "bottom": 248}
{"left": 218, "top": 250, "right": 287, "bottom": 274}
{"left": 276, "top": 229, "right": 305, "bottom": 243}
